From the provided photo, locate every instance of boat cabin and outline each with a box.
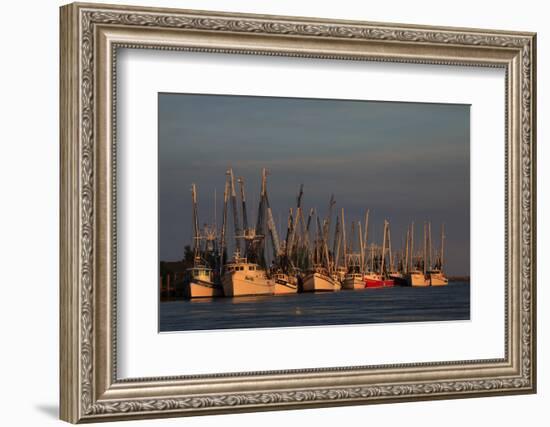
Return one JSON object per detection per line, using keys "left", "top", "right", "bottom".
{"left": 187, "top": 267, "right": 212, "bottom": 281}
{"left": 225, "top": 263, "right": 259, "bottom": 273}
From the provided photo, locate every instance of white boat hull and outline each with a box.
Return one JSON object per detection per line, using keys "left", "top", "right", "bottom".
{"left": 342, "top": 276, "right": 364, "bottom": 289}
{"left": 430, "top": 272, "right": 448, "bottom": 286}
{"left": 222, "top": 271, "right": 274, "bottom": 297}
{"left": 189, "top": 281, "right": 223, "bottom": 298}
{"left": 407, "top": 272, "right": 429, "bottom": 287}
{"left": 273, "top": 279, "right": 298, "bottom": 294}
{"left": 303, "top": 272, "right": 341, "bottom": 292}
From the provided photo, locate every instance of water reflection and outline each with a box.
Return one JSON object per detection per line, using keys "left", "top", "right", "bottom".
{"left": 160, "top": 282, "right": 470, "bottom": 332}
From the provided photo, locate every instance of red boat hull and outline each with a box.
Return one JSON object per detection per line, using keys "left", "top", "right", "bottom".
{"left": 364, "top": 278, "right": 395, "bottom": 288}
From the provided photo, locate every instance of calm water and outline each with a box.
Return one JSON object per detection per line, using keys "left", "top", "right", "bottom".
{"left": 159, "top": 282, "right": 470, "bottom": 332}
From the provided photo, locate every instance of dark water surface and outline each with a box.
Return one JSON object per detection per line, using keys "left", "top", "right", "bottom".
{"left": 159, "top": 282, "right": 470, "bottom": 332}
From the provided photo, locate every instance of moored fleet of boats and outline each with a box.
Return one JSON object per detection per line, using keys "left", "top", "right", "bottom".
{"left": 183, "top": 168, "right": 448, "bottom": 299}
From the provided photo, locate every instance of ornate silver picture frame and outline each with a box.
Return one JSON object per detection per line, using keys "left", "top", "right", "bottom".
{"left": 60, "top": 2, "right": 536, "bottom": 423}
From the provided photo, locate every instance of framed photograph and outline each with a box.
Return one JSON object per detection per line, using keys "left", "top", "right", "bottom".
{"left": 60, "top": 2, "right": 536, "bottom": 423}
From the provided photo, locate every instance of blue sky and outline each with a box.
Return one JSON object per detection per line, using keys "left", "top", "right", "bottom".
{"left": 159, "top": 93, "right": 470, "bottom": 275}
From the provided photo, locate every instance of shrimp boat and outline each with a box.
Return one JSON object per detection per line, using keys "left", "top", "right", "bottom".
{"left": 303, "top": 266, "right": 341, "bottom": 292}
{"left": 389, "top": 272, "right": 408, "bottom": 286}
{"left": 364, "top": 220, "right": 394, "bottom": 288}
{"left": 402, "top": 221, "right": 429, "bottom": 287}
{"left": 364, "top": 273, "right": 395, "bottom": 288}
{"left": 407, "top": 270, "right": 429, "bottom": 287}
{"left": 343, "top": 268, "right": 365, "bottom": 289}
{"left": 389, "top": 250, "right": 408, "bottom": 286}
{"left": 187, "top": 262, "right": 223, "bottom": 298}
{"left": 272, "top": 271, "right": 298, "bottom": 294}
{"left": 258, "top": 170, "right": 300, "bottom": 295}
{"left": 215, "top": 170, "right": 273, "bottom": 297}
{"left": 340, "top": 208, "right": 370, "bottom": 290}
{"left": 429, "top": 271, "right": 448, "bottom": 286}
{"left": 333, "top": 266, "right": 347, "bottom": 285}
{"left": 428, "top": 223, "right": 449, "bottom": 286}
{"left": 301, "top": 195, "right": 342, "bottom": 292}
{"left": 330, "top": 209, "right": 347, "bottom": 286}
{"left": 221, "top": 250, "right": 274, "bottom": 297}
{"left": 185, "top": 184, "right": 224, "bottom": 298}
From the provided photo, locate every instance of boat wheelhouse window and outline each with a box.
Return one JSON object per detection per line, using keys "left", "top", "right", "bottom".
{"left": 249, "top": 266, "right": 255, "bottom": 271}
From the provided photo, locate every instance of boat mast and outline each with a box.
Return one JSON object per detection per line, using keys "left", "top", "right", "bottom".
{"left": 440, "top": 223, "right": 445, "bottom": 272}
{"left": 305, "top": 208, "right": 315, "bottom": 267}
{"left": 323, "top": 222, "right": 332, "bottom": 275}
{"left": 410, "top": 221, "right": 415, "bottom": 271}
{"left": 262, "top": 169, "right": 281, "bottom": 262}
{"left": 341, "top": 208, "right": 347, "bottom": 271}
{"left": 191, "top": 183, "right": 200, "bottom": 265}
{"left": 387, "top": 221, "right": 393, "bottom": 272}
{"left": 405, "top": 225, "right": 410, "bottom": 273}
{"left": 380, "top": 220, "right": 388, "bottom": 275}
{"left": 228, "top": 169, "right": 241, "bottom": 253}
{"left": 363, "top": 210, "right": 369, "bottom": 272}
{"left": 315, "top": 215, "right": 322, "bottom": 266}
{"left": 316, "top": 216, "right": 331, "bottom": 273}
{"left": 428, "top": 221, "right": 432, "bottom": 271}
{"left": 292, "top": 209, "right": 303, "bottom": 262}
{"left": 323, "top": 194, "right": 336, "bottom": 245}
{"left": 237, "top": 177, "right": 248, "bottom": 231}
{"left": 284, "top": 208, "right": 294, "bottom": 259}
{"left": 333, "top": 215, "right": 341, "bottom": 271}
{"left": 423, "top": 222, "right": 427, "bottom": 275}
{"left": 349, "top": 221, "right": 355, "bottom": 263}
{"left": 237, "top": 176, "right": 250, "bottom": 258}
{"left": 370, "top": 242, "right": 376, "bottom": 272}
{"left": 358, "top": 221, "right": 365, "bottom": 274}
{"left": 289, "top": 184, "right": 304, "bottom": 258}
{"left": 287, "top": 208, "right": 299, "bottom": 262}
{"left": 219, "top": 176, "right": 230, "bottom": 274}
{"left": 255, "top": 168, "right": 280, "bottom": 263}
